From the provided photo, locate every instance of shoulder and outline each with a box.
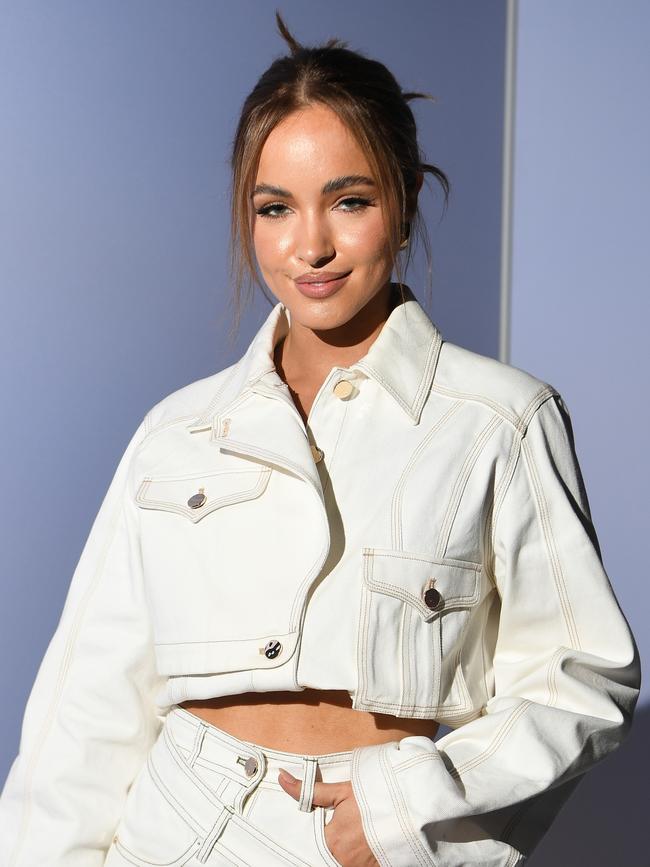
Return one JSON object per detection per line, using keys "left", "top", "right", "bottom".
{"left": 142, "top": 361, "right": 240, "bottom": 438}
{"left": 434, "top": 339, "right": 560, "bottom": 432}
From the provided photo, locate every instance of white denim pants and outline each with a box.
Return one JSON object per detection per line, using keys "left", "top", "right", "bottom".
{"left": 104, "top": 705, "right": 351, "bottom": 866}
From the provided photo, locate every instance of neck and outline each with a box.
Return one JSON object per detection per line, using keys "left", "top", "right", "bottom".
{"left": 275, "top": 282, "right": 402, "bottom": 386}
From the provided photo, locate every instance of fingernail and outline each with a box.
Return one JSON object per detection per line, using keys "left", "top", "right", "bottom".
{"left": 279, "top": 769, "right": 297, "bottom": 783}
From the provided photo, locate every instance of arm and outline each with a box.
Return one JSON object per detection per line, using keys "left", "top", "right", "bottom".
{"left": 0, "top": 412, "right": 167, "bottom": 865}
{"left": 350, "top": 392, "right": 641, "bottom": 867}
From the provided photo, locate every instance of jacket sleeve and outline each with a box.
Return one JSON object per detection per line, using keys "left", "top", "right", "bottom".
{"left": 350, "top": 391, "right": 641, "bottom": 867}
{"left": 0, "top": 411, "right": 167, "bottom": 866}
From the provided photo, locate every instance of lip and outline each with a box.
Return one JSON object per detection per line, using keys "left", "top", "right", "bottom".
{"left": 293, "top": 271, "right": 351, "bottom": 299}
{"left": 294, "top": 270, "right": 351, "bottom": 284}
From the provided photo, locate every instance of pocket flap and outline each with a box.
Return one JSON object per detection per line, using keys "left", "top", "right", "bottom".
{"left": 135, "top": 467, "right": 271, "bottom": 523}
{"left": 362, "top": 548, "right": 482, "bottom": 621}
{"left": 155, "top": 630, "right": 299, "bottom": 675}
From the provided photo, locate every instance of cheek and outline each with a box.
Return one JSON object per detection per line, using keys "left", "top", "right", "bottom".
{"left": 337, "top": 215, "right": 391, "bottom": 262}
{"left": 253, "top": 222, "right": 292, "bottom": 264}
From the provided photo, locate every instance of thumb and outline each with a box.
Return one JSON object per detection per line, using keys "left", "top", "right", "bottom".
{"left": 277, "top": 770, "right": 341, "bottom": 808}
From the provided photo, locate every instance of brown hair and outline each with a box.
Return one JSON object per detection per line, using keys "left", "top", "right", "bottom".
{"left": 226, "top": 9, "right": 450, "bottom": 343}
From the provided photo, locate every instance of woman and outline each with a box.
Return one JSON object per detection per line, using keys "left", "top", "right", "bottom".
{"left": 0, "top": 11, "right": 640, "bottom": 867}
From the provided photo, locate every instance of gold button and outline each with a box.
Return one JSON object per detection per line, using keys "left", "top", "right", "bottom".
{"left": 112, "top": 834, "right": 119, "bottom": 844}
{"left": 333, "top": 379, "right": 354, "bottom": 399}
{"left": 310, "top": 443, "right": 324, "bottom": 463}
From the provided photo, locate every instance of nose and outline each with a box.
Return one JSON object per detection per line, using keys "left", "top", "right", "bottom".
{"left": 294, "top": 213, "right": 335, "bottom": 267}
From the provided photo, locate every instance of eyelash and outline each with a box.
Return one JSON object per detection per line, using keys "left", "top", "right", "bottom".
{"left": 255, "top": 196, "right": 374, "bottom": 220}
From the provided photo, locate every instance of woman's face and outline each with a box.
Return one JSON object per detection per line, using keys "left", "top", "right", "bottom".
{"left": 251, "top": 103, "right": 397, "bottom": 333}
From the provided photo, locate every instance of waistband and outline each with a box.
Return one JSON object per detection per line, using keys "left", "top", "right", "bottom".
{"left": 152, "top": 705, "right": 354, "bottom": 827}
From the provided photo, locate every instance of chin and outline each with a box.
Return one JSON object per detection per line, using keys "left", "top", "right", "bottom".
{"left": 289, "top": 289, "right": 371, "bottom": 326}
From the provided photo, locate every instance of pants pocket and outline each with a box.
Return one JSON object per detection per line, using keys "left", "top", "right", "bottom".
{"left": 313, "top": 805, "right": 344, "bottom": 867}
{"left": 212, "top": 807, "right": 314, "bottom": 867}
{"left": 105, "top": 838, "right": 201, "bottom": 867}
{"left": 104, "top": 758, "right": 201, "bottom": 867}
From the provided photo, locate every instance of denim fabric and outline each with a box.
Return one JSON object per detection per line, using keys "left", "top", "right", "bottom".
{"left": 105, "top": 706, "right": 350, "bottom": 867}
{"left": 0, "top": 285, "right": 640, "bottom": 865}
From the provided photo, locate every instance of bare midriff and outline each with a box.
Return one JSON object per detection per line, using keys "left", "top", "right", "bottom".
{"left": 179, "top": 689, "right": 439, "bottom": 754}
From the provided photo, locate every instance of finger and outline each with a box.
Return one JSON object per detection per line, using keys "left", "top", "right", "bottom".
{"left": 277, "top": 770, "right": 301, "bottom": 800}
{"left": 277, "top": 770, "right": 343, "bottom": 808}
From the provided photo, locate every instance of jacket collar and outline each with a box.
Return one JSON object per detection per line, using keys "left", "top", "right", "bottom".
{"left": 194, "top": 283, "right": 444, "bottom": 428}
{"left": 185, "top": 286, "right": 444, "bottom": 504}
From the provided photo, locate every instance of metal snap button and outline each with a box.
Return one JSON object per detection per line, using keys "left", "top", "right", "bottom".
{"left": 236, "top": 755, "right": 259, "bottom": 777}
{"left": 263, "top": 639, "right": 282, "bottom": 659}
{"left": 187, "top": 488, "right": 206, "bottom": 509}
{"left": 310, "top": 443, "right": 324, "bottom": 463}
{"left": 423, "top": 587, "right": 442, "bottom": 610}
{"left": 333, "top": 379, "right": 354, "bottom": 399}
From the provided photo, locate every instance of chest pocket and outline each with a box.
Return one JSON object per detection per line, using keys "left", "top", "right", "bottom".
{"left": 355, "top": 547, "right": 482, "bottom": 719}
{"left": 135, "top": 466, "right": 272, "bottom": 522}
{"left": 134, "top": 465, "right": 285, "bottom": 673}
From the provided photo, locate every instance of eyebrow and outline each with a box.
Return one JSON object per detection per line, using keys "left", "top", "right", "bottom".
{"left": 251, "top": 174, "right": 376, "bottom": 198}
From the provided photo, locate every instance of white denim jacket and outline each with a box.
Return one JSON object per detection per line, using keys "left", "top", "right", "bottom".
{"left": 0, "top": 285, "right": 641, "bottom": 866}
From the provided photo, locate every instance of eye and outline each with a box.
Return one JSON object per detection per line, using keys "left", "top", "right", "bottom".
{"left": 255, "top": 196, "right": 375, "bottom": 220}
{"left": 336, "top": 196, "right": 374, "bottom": 212}
{"left": 255, "top": 202, "right": 290, "bottom": 219}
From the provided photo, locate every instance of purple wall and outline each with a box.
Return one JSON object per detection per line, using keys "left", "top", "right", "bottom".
{"left": 509, "top": 2, "right": 648, "bottom": 863}
{"left": 0, "top": 0, "right": 506, "bottom": 787}
{"left": 4, "top": 2, "right": 644, "bottom": 861}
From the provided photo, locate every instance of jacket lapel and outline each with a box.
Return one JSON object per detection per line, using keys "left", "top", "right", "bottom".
{"left": 184, "top": 284, "right": 444, "bottom": 504}
{"left": 184, "top": 301, "right": 324, "bottom": 499}
{"left": 208, "top": 379, "right": 324, "bottom": 504}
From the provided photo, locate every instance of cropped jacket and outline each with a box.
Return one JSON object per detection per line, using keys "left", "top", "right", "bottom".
{"left": 0, "top": 285, "right": 641, "bottom": 866}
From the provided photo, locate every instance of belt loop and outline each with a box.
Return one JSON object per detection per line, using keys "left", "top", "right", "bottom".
{"left": 298, "top": 757, "right": 319, "bottom": 812}
{"left": 187, "top": 721, "right": 208, "bottom": 768}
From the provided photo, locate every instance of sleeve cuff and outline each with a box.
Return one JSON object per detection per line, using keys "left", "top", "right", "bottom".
{"left": 350, "top": 737, "right": 527, "bottom": 867}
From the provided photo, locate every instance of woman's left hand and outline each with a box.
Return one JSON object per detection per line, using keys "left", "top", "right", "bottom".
{"left": 278, "top": 770, "right": 380, "bottom": 867}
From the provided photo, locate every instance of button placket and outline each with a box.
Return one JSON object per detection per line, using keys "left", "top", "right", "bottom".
{"left": 307, "top": 370, "right": 360, "bottom": 473}
{"left": 232, "top": 748, "right": 266, "bottom": 813}
{"left": 310, "top": 442, "right": 324, "bottom": 464}
{"left": 332, "top": 378, "right": 356, "bottom": 400}
{"left": 198, "top": 802, "right": 235, "bottom": 860}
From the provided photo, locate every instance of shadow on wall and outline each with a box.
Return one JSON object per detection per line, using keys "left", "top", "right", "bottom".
{"left": 435, "top": 703, "right": 649, "bottom": 866}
